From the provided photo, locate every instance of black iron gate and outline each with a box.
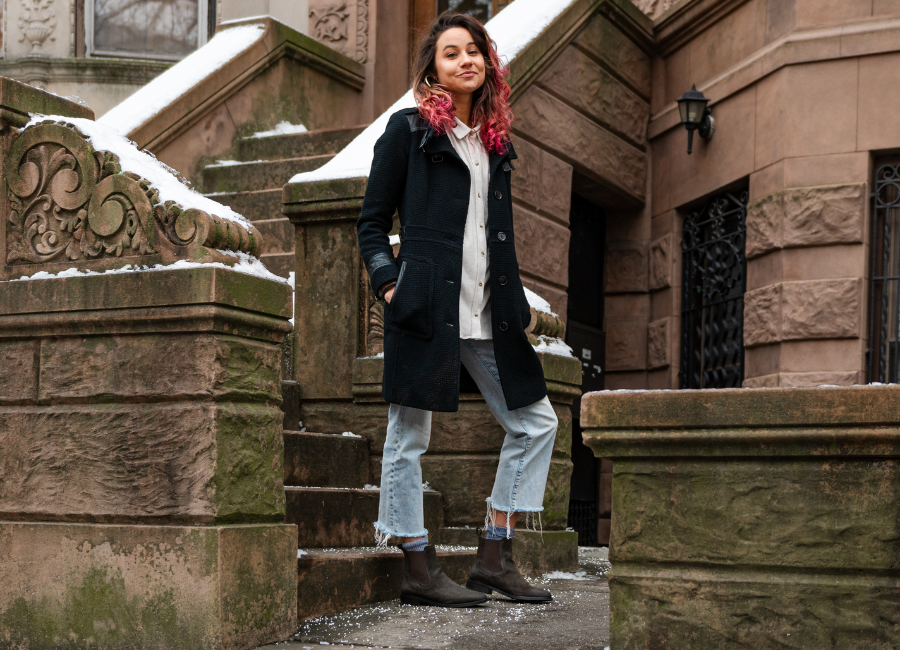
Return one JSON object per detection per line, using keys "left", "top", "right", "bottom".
{"left": 680, "top": 189, "right": 749, "bottom": 389}
{"left": 867, "top": 161, "right": 900, "bottom": 383}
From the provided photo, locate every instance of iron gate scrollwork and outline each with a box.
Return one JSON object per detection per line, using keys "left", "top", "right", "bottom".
{"left": 867, "top": 162, "right": 900, "bottom": 383}
{"left": 680, "top": 189, "right": 748, "bottom": 389}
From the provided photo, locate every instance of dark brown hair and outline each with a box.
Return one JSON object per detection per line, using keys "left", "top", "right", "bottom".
{"left": 411, "top": 11, "right": 512, "bottom": 153}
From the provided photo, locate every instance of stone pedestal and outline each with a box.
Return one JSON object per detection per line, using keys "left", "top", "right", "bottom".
{"left": 581, "top": 386, "right": 900, "bottom": 650}
{"left": 0, "top": 267, "right": 297, "bottom": 650}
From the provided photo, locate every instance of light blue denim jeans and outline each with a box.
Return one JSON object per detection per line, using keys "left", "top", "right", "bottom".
{"left": 374, "top": 338, "right": 558, "bottom": 544}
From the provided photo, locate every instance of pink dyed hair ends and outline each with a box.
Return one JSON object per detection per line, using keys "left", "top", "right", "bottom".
{"left": 412, "top": 12, "right": 513, "bottom": 154}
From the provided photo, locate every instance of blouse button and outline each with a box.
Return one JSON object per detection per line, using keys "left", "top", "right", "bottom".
{"left": 478, "top": 193, "right": 482, "bottom": 198}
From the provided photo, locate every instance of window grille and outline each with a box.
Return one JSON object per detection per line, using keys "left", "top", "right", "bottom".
{"left": 680, "top": 189, "right": 748, "bottom": 389}
{"left": 867, "top": 162, "right": 900, "bottom": 383}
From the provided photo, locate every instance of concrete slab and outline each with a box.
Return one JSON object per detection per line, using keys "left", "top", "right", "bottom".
{"left": 258, "top": 548, "right": 611, "bottom": 650}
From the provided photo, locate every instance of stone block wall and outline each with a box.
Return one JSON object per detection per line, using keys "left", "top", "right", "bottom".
{"left": 581, "top": 385, "right": 900, "bottom": 650}
{"left": 645, "top": 0, "right": 900, "bottom": 387}
{"left": 0, "top": 268, "right": 298, "bottom": 650}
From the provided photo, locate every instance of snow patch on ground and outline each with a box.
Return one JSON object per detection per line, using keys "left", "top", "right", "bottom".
{"left": 359, "top": 351, "right": 385, "bottom": 359}
{"left": 297, "top": 549, "right": 307, "bottom": 558}
{"left": 542, "top": 570, "right": 597, "bottom": 581}
{"left": 208, "top": 159, "right": 267, "bottom": 167}
{"left": 288, "top": 0, "right": 577, "bottom": 185}
{"left": 98, "top": 24, "right": 266, "bottom": 136}
{"left": 341, "top": 431, "right": 362, "bottom": 438}
{"left": 524, "top": 286, "right": 557, "bottom": 316}
{"left": 5, "top": 252, "right": 290, "bottom": 285}
{"left": 250, "top": 121, "right": 308, "bottom": 138}
{"left": 532, "top": 334, "right": 575, "bottom": 358}
{"left": 27, "top": 115, "right": 250, "bottom": 226}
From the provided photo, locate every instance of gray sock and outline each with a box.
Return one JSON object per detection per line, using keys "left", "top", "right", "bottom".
{"left": 486, "top": 524, "right": 514, "bottom": 540}
{"left": 401, "top": 537, "right": 428, "bottom": 552}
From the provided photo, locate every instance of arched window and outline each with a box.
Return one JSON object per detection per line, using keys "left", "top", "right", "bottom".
{"left": 867, "top": 161, "right": 900, "bottom": 383}
{"left": 680, "top": 188, "right": 748, "bottom": 389}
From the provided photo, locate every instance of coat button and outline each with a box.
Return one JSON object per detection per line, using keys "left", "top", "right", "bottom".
{"left": 499, "top": 322, "right": 509, "bottom": 332}
{"left": 494, "top": 190, "right": 502, "bottom": 200}
{"left": 497, "top": 232, "right": 506, "bottom": 241}
{"left": 499, "top": 276, "right": 508, "bottom": 285}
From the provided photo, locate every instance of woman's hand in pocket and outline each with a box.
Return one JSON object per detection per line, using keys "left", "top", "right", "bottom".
{"left": 384, "top": 287, "right": 395, "bottom": 303}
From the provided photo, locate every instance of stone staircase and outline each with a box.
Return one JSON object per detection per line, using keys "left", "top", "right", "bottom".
{"left": 283, "top": 429, "right": 478, "bottom": 620}
{"left": 200, "top": 125, "right": 368, "bottom": 277}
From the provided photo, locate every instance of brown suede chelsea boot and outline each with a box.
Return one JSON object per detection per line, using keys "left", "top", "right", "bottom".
{"left": 400, "top": 545, "right": 488, "bottom": 607}
{"left": 466, "top": 534, "right": 553, "bottom": 603}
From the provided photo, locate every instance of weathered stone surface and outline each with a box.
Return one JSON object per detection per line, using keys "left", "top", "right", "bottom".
{"left": 514, "top": 204, "right": 570, "bottom": 287}
{"left": 647, "top": 318, "right": 670, "bottom": 369}
{"left": 38, "top": 334, "right": 282, "bottom": 403}
{"left": 747, "top": 191, "right": 784, "bottom": 258}
{"left": 0, "top": 340, "right": 37, "bottom": 404}
{"left": 606, "top": 241, "right": 648, "bottom": 293}
{"left": 0, "top": 522, "right": 296, "bottom": 650}
{"left": 574, "top": 12, "right": 652, "bottom": 98}
{"left": 610, "top": 458, "right": 900, "bottom": 569}
{"left": 284, "top": 431, "right": 370, "bottom": 488}
{"left": 648, "top": 234, "right": 673, "bottom": 290}
{"left": 606, "top": 321, "right": 648, "bottom": 371}
{"left": 747, "top": 184, "right": 867, "bottom": 258}
{"left": 743, "top": 283, "right": 782, "bottom": 347}
{"left": 609, "top": 566, "right": 900, "bottom": 650}
{"left": 782, "top": 278, "right": 860, "bottom": 340}
{"left": 778, "top": 370, "right": 859, "bottom": 386}
{"left": 510, "top": 138, "right": 573, "bottom": 220}
{"left": 0, "top": 402, "right": 285, "bottom": 522}
{"left": 538, "top": 44, "right": 649, "bottom": 145}
{"left": 513, "top": 86, "right": 646, "bottom": 203}
{"left": 0, "top": 76, "right": 94, "bottom": 128}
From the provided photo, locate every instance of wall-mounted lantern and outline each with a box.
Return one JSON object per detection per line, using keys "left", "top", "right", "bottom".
{"left": 677, "top": 84, "right": 714, "bottom": 154}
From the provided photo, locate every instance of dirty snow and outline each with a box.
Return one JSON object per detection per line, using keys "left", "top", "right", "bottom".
{"left": 26, "top": 115, "right": 250, "bottom": 226}
{"left": 341, "top": 431, "right": 362, "bottom": 438}
{"left": 288, "top": 0, "right": 578, "bottom": 185}
{"left": 207, "top": 159, "right": 267, "bottom": 167}
{"left": 297, "top": 549, "right": 307, "bottom": 558}
{"left": 5, "top": 252, "right": 290, "bottom": 285}
{"left": 98, "top": 23, "right": 266, "bottom": 136}
{"left": 250, "top": 121, "right": 308, "bottom": 138}
{"left": 524, "top": 286, "right": 557, "bottom": 316}
{"left": 542, "top": 570, "right": 598, "bottom": 581}
{"left": 532, "top": 334, "right": 575, "bottom": 359}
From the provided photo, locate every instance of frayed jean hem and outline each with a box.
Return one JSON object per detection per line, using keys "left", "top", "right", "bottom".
{"left": 373, "top": 521, "right": 428, "bottom": 548}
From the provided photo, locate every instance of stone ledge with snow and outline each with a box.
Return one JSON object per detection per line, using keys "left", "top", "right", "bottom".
{"left": 2, "top": 115, "right": 272, "bottom": 282}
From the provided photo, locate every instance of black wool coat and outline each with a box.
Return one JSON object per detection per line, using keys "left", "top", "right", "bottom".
{"left": 357, "top": 107, "right": 547, "bottom": 413}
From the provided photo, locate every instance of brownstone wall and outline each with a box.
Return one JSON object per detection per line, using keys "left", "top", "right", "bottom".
{"left": 646, "top": 0, "right": 900, "bottom": 388}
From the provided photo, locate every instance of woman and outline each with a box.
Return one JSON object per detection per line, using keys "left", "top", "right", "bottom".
{"left": 357, "top": 11, "right": 557, "bottom": 608}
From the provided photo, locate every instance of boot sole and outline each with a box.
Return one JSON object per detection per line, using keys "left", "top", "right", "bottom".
{"left": 401, "top": 594, "right": 487, "bottom": 607}
{"left": 466, "top": 580, "right": 553, "bottom": 603}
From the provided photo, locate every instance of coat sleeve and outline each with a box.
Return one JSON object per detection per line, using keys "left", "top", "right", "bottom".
{"left": 357, "top": 112, "right": 410, "bottom": 297}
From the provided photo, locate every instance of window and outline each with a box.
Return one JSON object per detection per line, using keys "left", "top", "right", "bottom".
{"left": 87, "top": 0, "right": 209, "bottom": 60}
{"left": 680, "top": 189, "right": 749, "bottom": 389}
{"left": 867, "top": 160, "right": 900, "bottom": 383}
{"left": 437, "top": 0, "right": 512, "bottom": 23}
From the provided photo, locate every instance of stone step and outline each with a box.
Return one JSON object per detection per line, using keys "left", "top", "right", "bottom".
{"left": 255, "top": 218, "right": 294, "bottom": 257}
{"left": 297, "top": 547, "right": 477, "bottom": 620}
{"left": 238, "top": 124, "right": 367, "bottom": 162}
{"left": 284, "top": 431, "right": 370, "bottom": 489}
{"left": 207, "top": 189, "right": 282, "bottom": 223}
{"left": 200, "top": 154, "right": 333, "bottom": 193}
{"left": 285, "top": 487, "right": 444, "bottom": 548}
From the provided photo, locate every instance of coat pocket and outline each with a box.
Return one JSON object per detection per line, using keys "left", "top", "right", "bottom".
{"left": 386, "top": 256, "right": 435, "bottom": 339}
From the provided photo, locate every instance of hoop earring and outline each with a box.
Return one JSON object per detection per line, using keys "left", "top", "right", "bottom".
{"left": 425, "top": 75, "right": 437, "bottom": 88}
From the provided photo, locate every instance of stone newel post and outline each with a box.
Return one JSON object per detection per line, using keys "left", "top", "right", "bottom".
{"left": 0, "top": 78, "right": 296, "bottom": 650}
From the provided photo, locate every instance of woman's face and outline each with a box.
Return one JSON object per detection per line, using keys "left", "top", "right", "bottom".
{"left": 433, "top": 27, "right": 486, "bottom": 97}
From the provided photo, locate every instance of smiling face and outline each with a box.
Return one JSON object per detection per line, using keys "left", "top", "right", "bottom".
{"left": 433, "top": 26, "right": 486, "bottom": 98}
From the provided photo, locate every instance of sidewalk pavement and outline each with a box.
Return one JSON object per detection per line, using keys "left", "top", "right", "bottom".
{"left": 257, "top": 547, "right": 611, "bottom": 650}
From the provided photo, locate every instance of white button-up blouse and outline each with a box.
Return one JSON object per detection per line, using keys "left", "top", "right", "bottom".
{"left": 447, "top": 118, "right": 492, "bottom": 340}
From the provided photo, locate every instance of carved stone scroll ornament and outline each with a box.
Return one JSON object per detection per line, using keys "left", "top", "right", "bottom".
{"left": 310, "top": 3, "right": 351, "bottom": 54}
{"left": 5, "top": 120, "right": 261, "bottom": 270}
{"left": 355, "top": 0, "right": 369, "bottom": 64}
{"left": 631, "top": 0, "right": 676, "bottom": 19}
